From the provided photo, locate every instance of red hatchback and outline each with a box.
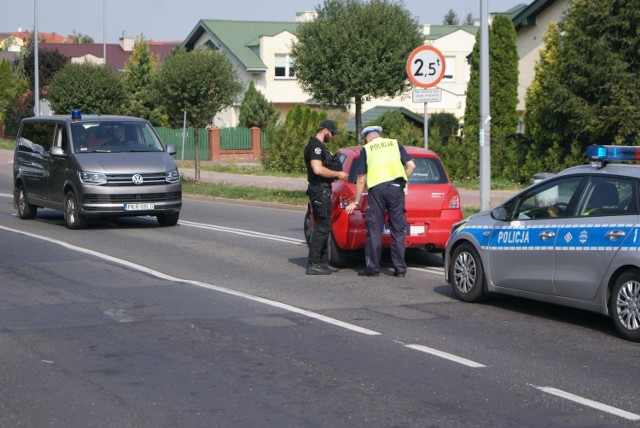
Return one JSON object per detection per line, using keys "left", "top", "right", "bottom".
{"left": 304, "top": 145, "right": 464, "bottom": 266}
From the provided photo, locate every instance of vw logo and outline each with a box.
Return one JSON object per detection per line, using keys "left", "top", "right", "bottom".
{"left": 132, "top": 174, "right": 144, "bottom": 185}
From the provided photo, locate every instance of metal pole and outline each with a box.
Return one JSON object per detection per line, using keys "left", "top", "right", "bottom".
{"left": 181, "top": 111, "right": 186, "bottom": 161}
{"left": 423, "top": 102, "right": 429, "bottom": 150}
{"left": 103, "top": 0, "right": 107, "bottom": 64}
{"left": 479, "top": 0, "right": 491, "bottom": 211}
{"left": 33, "top": 0, "right": 39, "bottom": 116}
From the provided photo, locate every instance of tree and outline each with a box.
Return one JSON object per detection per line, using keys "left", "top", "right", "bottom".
{"left": 291, "top": 0, "right": 423, "bottom": 143}
{"left": 443, "top": 9, "right": 459, "bottom": 25}
{"left": 366, "top": 110, "right": 422, "bottom": 147}
{"left": 154, "top": 48, "right": 242, "bottom": 179}
{"left": 525, "top": 0, "right": 640, "bottom": 149}
{"left": 70, "top": 31, "right": 94, "bottom": 44}
{"left": 238, "top": 81, "right": 279, "bottom": 129}
{"left": 49, "top": 63, "right": 126, "bottom": 115}
{"left": 20, "top": 33, "right": 69, "bottom": 88}
{"left": 463, "top": 14, "right": 519, "bottom": 178}
{"left": 122, "top": 35, "right": 167, "bottom": 125}
{"left": 464, "top": 13, "right": 475, "bottom": 25}
{"left": 0, "top": 60, "right": 13, "bottom": 122}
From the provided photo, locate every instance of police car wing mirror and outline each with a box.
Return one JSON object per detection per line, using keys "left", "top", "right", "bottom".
{"left": 50, "top": 146, "right": 65, "bottom": 157}
{"left": 491, "top": 207, "right": 507, "bottom": 221}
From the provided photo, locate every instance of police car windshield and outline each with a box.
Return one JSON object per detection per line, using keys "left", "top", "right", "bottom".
{"left": 72, "top": 122, "right": 165, "bottom": 153}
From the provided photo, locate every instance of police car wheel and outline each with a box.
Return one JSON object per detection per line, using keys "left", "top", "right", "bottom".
{"left": 610, "top": 271, "right": 640, "bottom": 342}
{"left": 449, "top": 243, "right": 487, "bottom": 303}
{"left": 64, "top": 191, "right": 87, "bottom": 230}
{"left": 16, "top": 184, "right": 37, "bottom": 219}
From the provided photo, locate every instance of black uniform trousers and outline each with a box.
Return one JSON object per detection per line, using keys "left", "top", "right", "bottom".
{"left": 307, "top": 183, "right": 332, "bottom": 265}
{"left": 364, "top": 181, "right": 407, "bottom": 274}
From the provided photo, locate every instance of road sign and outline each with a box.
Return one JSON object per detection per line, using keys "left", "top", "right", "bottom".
{"left": 406, "top": 45, "right": 445, "bottom": 89}
{"left": 412, "top": 88, "right": 442, "bottom": 103}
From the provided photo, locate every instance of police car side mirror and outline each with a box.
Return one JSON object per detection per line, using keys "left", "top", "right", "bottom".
{"left": 166, "top": 144, "right": 177, "bottom": 155}
{"left": 491, "top": 207, "right": 507, "bottom": 221}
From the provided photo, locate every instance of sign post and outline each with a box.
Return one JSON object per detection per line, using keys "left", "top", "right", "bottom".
{"left": 406, "top": 46, "right": 445, "bottom": 149}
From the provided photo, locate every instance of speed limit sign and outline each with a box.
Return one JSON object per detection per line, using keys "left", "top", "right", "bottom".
{"left": 406, "top": 46, "right": 445, "bottom": 89}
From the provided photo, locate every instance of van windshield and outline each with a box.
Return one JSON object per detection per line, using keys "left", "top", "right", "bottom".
{"left": 72, "top": 121, "right": 166, "bottom": 153}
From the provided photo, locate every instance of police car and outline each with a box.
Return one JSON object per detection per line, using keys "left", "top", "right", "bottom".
{"left": 445, "top": 145, "right": 640, "bottom": 341}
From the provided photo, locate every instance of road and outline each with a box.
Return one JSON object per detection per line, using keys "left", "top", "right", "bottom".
{"left": 1, "top": 151, "right": 639, "bottom": 426}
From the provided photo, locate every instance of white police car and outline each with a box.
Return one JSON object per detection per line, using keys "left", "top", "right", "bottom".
{"left": 445, "top": 145, "right": 640, "bottom": 341}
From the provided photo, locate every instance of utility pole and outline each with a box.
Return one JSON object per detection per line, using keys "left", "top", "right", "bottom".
{"left": 33, "top": 0, "right": 40, "bottom": 116}
{"left": 479, "top": 0, "right": 491, "bottom": 211}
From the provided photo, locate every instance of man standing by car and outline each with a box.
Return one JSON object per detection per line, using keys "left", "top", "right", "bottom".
{"left": 345, "top": 126, "right": 415, "bottom": 277}
{"left": 304, "top": 120, "right": 348, "bottom": 275}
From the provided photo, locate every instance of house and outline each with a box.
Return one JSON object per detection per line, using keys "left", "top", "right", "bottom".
{"left": 182, "top": 17, "right": 309, "bottom": 128}
{"left": 39, "top": 37, "right": 180, "bottom": 75}
{"left": 511, "top": 0, "right": 571, "bottom": 121}
{"left": 0, "top": 30, "right": 73, "bottom": 52}
{"left": 185, "top": 0, "right": 568, "bottom": 130}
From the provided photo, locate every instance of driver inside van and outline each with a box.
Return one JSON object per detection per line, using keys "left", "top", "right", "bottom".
{"left": 76, "top": 127, "right": 101, "bottom": 150}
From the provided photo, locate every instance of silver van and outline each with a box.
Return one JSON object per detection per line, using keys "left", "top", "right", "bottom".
{"left": 13, "top": 112, "right": 182, "bottom": 229}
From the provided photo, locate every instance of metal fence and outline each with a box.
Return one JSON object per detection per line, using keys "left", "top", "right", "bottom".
{"left": 155, "top": 126, "right": 269, "bottom": 160}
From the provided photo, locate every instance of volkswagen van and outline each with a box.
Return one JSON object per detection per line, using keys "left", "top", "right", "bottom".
{"left": 13, "top": 111, "right": 182, "bottom": 229}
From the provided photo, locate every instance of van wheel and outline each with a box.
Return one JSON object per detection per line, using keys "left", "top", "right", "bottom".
{"left": 610, "top": 271, "right": 640, "bottom": 342}
{"left": 64, "top": 191, "right": 87, "bottom": 229}
{"left": 16, "top": 184, "right": 37, "bottom": 219}
{"left": 157, "top": 212, "right": 179, "bottom": 226}
{"left": 449, "top": 243, "right": 487, "bottom": 302}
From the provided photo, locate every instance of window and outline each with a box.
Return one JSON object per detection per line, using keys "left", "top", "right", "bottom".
{"left": 18, "top": 121, "right": 55, "bottom": 154}
{"left": 275, "top": 54, "right": 295, "bottom": 78}
{"left": 443, "top": 56, "right": 455, "bottom": 81}
{"left": 575, "top": 177, "right": 635, "bottom": 217}
{"left": 509, "top": 177, "right": 583, "bottom": 220}
{"left": 409, "top": 157, "right": 448, "bottom": 184}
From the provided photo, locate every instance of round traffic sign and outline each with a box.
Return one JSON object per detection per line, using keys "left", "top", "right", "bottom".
{"left": 406, "top": 46, "right": 445, "bottom": 89}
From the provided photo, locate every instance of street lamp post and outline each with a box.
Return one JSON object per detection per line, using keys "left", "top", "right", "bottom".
{"left": 33, "top": 0, "right": 40, "bottom": 116}
{"left": 479, "top": 0, "right": 491, "bottom": 211}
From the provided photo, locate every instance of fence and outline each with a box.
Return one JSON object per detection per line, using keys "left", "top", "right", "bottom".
{"left": 155, "top": 126, "right": 268, "bottom": 162}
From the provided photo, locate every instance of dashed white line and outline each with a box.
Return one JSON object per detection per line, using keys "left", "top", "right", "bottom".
{"left": 532, "top": 385, "right": 640, "bottom": 421}
{"left": 403, "top": 343, "right": 486, "bottom": 368}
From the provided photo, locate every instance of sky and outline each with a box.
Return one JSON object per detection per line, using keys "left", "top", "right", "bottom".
{"left": 2, "top": 0, "right": 528, "bottom": 44}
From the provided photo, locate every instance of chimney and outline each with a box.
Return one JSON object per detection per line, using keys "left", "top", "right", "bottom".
{"left": 119, "top": 37, "right": 135, "bottom": 51}
{"left": 295, "top": 11, "right": 317, "bottom": 22}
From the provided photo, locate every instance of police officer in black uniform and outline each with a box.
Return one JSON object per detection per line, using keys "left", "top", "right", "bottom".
{"left": 345, "top": 126, "right": 415, "bottom": 277}
{"left": 304, "top": 120, "right": 348, "bottom": 275}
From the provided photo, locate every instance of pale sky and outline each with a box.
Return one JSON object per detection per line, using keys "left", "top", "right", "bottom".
{"left": 2, "top": 0, "right": 528, "bottom": 43}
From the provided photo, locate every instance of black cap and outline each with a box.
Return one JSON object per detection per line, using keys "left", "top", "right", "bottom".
{"left": 318, "top": 119, "right": 341, "bottom": 135}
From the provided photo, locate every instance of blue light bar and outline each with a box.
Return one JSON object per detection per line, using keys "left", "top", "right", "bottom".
{"left": 71, "top": 109, "right": 82, "bottom": 120}
{"left": 586, "top": 145, "right": 640, "bottom": 162}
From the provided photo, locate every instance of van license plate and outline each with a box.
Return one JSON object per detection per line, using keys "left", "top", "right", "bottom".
{"left": 125, "top": 203, "right": 155, "bottom": 211}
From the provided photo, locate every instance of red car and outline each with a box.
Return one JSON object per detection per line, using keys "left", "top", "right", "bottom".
{"left": 304, "top": 145, "right": 464, "bottom": 266}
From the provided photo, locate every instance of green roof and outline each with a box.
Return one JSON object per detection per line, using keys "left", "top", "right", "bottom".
{"left": 345, "top": 106, "right": 425, "bottom": 132}
{"left": 423, "top": 25, "right": 478, "bottom": 41}
{"left": 182, "top": 20, "right": 299, "bottom": 72}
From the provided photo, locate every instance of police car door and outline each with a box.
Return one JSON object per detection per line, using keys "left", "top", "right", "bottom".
{"left": 488, "top": 177, "right": 583, "bottom": 294}
{"left": 553, "top": 176, "right": 636, "bottom": 300}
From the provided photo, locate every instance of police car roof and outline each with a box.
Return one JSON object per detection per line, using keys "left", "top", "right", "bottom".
{"left": 556, "top": 162, "right": 640, "bottom": 179}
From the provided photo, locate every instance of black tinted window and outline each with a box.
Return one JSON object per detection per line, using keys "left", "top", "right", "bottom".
{"left": 18, "top": 121, "right": 56, "bottom": 154}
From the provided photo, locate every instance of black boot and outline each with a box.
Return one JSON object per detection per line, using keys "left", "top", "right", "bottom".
{"left": 306, "top": 263, "right": 332, "bottom": 275}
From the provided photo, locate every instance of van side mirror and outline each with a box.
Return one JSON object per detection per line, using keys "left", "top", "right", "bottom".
{"left": 50, "top": 146, "right": 65, "bottom": 157}
{"left": 166, "top": 144, "right": 177, "bottom": 155}
{"left": 491, "top": 206, "right": 507, "bottom": 221}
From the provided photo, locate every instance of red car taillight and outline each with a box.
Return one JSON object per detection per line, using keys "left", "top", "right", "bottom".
{"left": 442, "top": 187, "right": 461, "bottom": 209}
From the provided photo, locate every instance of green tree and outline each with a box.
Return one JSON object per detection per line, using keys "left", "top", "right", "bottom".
{"left": 49, "top": 63, "right": 126, "bottom": 115}
{"left": 463, "top": 14, "right": 519, "bottom": 179}
{"left": 464, "top": 13, "right": 475, "bottom": 26}
{"left": 525, "top": 0, "right": 640, "bottom": 150}
{"left": 20, "top": 33, "right": 69, "bottom": 88}
{"left": 291, "top": 0, "right": 423, "bottom": 142}
{"left": 0, "top": 59, "right": 13, "bottom": 123}
{"left": 154, "top": 48, "right": 242, "bottom": 179}
{"left": 443, "top": 9, "right": 459, "bottom": 25}
{"left": 366, "top": 110, "right": 422, "bottom": 147}
{"left": 263, "top": 105, "right": 328, "bottom": 173}
{"left": 122, "top": 35, "right": 167, "bottom": 125}
{"left": 238, "top": 81, "right": 279, "bottom": 129}
{"left": 70, "top": 31, "right": 94, "bottom": 44}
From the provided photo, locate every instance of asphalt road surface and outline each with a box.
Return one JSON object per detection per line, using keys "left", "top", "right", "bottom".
{"left": 1, "top": 152, "right": 639, "bottom": 427}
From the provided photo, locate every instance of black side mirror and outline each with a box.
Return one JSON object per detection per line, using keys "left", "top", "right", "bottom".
{"left": 491, "top": 206, "right": 507, "bottom": 221}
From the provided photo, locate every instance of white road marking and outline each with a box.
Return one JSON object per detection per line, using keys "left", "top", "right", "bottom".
{"left": 532, "top": 385, "right": 640, "bottom": 421}
{"left": 403, "top": 343, "right": 486, "bottom": 368}
{"left": 0, "top": 224, "right": 379, "bottom": 336}
{"left": 179, "top": 219, "right": 307, "bottom": 245}
{"left": 0, "top": 192, "right": 12, "bottom": 198}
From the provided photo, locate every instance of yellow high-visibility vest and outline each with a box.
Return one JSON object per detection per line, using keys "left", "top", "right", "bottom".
{"left": 363, "top": 138, "right": 407, "bottom": 189}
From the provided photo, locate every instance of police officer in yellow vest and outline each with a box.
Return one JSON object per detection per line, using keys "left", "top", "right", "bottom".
{"left": 345, "top": 126, "right": 415, "bottom": 277}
